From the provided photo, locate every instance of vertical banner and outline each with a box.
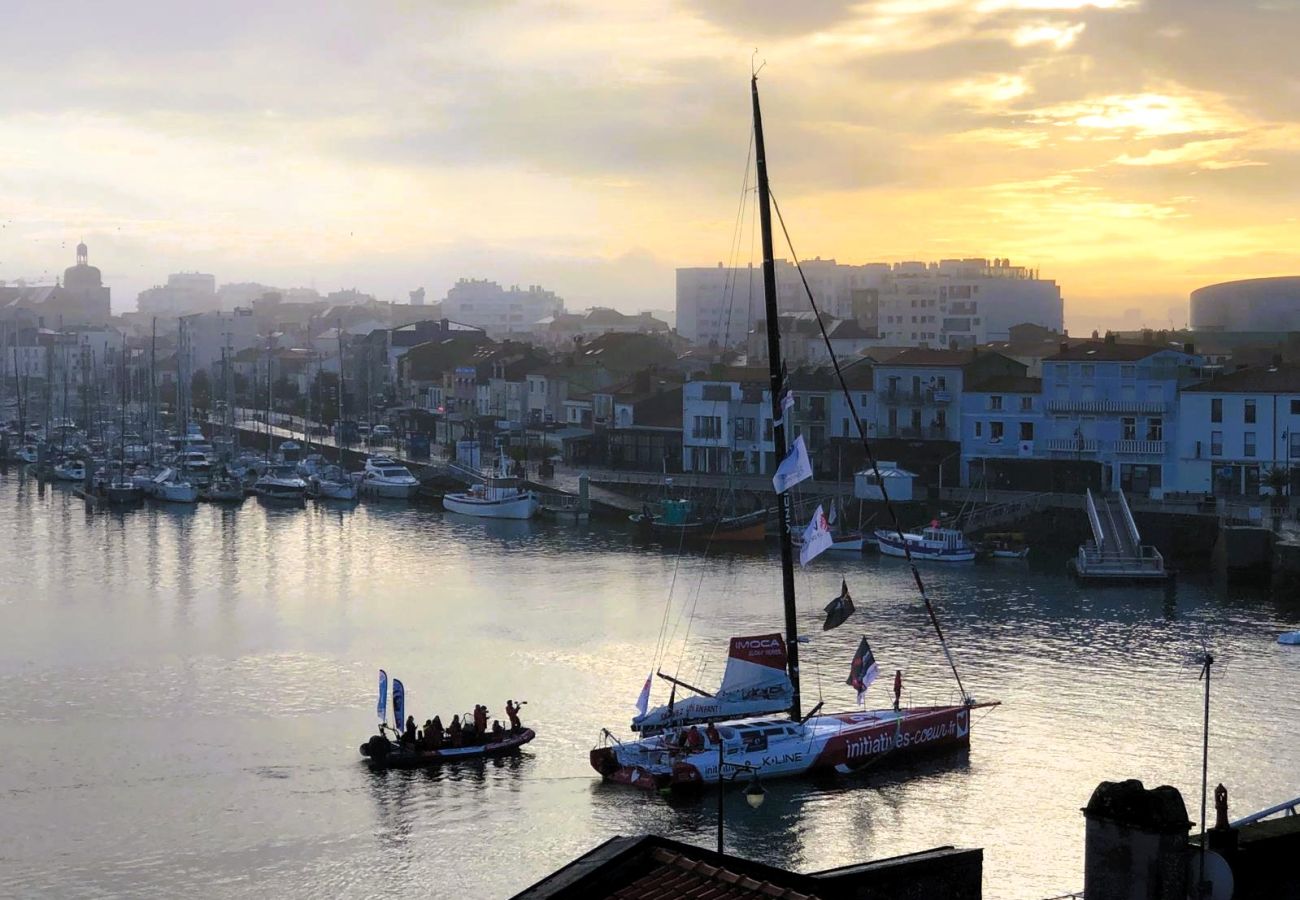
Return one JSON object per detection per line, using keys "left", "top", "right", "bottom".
{"left": 392, "top": 678, "right": 405, "bottom": 729}
{"left": 377, "top": 669, "right": 388, "bottom": 723}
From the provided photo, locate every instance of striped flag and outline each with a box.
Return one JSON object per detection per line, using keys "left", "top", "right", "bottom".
{"left": 846, "top": 637, "right": 879, "bottom": 705}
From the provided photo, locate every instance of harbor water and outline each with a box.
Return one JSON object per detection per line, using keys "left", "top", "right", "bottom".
{"left": 1, "top": 471, "right": 1297, "bottom": 899}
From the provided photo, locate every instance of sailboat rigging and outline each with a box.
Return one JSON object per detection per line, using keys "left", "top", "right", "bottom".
{"left": 590, "top": 73, "right": 996, "bottom": 793}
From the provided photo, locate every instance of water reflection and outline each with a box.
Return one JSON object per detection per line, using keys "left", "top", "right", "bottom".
{"left": 0, "top": 469, "right": 1296, "bottom": 900}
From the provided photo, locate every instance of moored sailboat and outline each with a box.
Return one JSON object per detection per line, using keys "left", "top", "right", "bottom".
{"left": 591, "top": 74, "right": 994, "bottom": 794}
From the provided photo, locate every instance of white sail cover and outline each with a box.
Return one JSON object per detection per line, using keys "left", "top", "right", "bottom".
{"left": 630, "top": 634, "right": 794, "bottom": 733}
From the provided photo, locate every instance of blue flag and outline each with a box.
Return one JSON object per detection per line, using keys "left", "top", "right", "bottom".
{"left": 392, "top": 678, "right": 405, "bottom": 729}
{"left": 377, "top": 669, "right": 388, "bottom": 723}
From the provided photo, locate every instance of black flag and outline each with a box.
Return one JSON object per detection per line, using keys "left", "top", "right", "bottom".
{"left": 822, "top": 578, "right": 856, "bottom": 631}
{"left": 846, "top": 636, "right": 879, "bottom": 703}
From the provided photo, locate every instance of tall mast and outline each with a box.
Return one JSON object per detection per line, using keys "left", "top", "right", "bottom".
{"left": 337, "top": 320, "right": 346, "bottom": 455}
{"left": 149, "top": 318, "right": 157, "bottom": 464}
{"left": 752, "top": 75, "right": 801, "bottom": 721}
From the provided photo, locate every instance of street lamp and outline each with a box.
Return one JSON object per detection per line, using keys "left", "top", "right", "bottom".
{"left": 716, "top": 739, "right": 765, "bottom": 855}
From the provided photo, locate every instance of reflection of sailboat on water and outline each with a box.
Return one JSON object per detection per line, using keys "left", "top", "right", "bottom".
{"left": 591, "top": 73, "right": 996, "bottom": 794}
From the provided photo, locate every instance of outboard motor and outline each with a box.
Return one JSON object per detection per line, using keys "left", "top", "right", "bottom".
{"left": 360, "top": 734, "right": 390, "bottom": 760}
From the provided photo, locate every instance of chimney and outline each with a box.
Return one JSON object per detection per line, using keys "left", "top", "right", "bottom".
{"left": 1083, "top": 780, "right": 1191, "bottom": 900}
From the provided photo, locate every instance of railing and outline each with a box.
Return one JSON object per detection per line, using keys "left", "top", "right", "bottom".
{"left": 878, "top": 389, "right": 950, "bottom": 405}
{"left": 1076, "top": 544, "right": 1166, "bottom": 573}
{"left": 1114, "top": 439, "right": 1166, "bottom": 455}
{"left": 1116, "top": 489, "right": 1143, "bottom": 548}
{"left": 1232, "top": 795, "right": 1300, "bottom": 827}
{"left": 1047, "top": 399, "right": 1168, "bottom": 414}
{"left": 1046, "top": 437, "right": 1101, "bottom": 453}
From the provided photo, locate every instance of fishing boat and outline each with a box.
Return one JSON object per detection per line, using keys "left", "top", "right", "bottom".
{"left": 631, "top": 497, "right": 768, "bottom": 544}
{"left": 359, "top": 456, "right": 420, "bottom": 499}
{"left": 591, "top": 75, "right": 994, "bottom": 794}
{"left": 442, "top": 456, "right": 537, "bottom": 518}
{"left": 875, "top": 522, "right": 977, "bottom": 562}
{"left": 792, "top": 501, "right": 867, "bottom": 553}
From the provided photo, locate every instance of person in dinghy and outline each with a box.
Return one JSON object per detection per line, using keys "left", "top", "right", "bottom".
{"left": 359, "top": 671, "right": 536, "bottom": 769}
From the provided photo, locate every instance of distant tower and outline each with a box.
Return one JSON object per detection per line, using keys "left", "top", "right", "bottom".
{"left": 76, "top": 241, "right": 88, "bottom": 267}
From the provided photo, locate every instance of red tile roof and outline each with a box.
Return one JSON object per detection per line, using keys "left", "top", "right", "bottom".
{"left": 611, "top": 849, "right": 818, "bottom": 900}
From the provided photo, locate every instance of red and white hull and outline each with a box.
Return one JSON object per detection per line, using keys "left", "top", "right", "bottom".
{"left": 591, "top": 703, "right": 986, "bottom": 792}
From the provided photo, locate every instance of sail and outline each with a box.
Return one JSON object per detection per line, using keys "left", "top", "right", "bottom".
{"left": 630, "top": 634, "right": 794, "bottom": 733}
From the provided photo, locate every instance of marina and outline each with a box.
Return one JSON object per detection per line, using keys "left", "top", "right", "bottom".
{"left": 0, "top": 469, "right": 1296, "bottom": 898}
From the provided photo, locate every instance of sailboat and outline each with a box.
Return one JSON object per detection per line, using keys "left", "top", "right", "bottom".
{"left": 590, "top": 74, "right": 994, "bottom": 793}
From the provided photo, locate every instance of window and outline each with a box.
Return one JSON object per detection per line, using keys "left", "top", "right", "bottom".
{"left": 735, "top": 418, "right": 756, "bottom": 442}
{"left": 1291, "top": 399, "right": 1300, "bottom": 416}
{"left": 1291, "top": 432, "right": 1300, "bottom": 458}
{"left": 692, "top": 416, "right": 722, "bottom": 440}
{"left": 936, "top": 376, "right": 947, "bottom": 390}
{"left": 1080, "top": 364, "right": 1095, "bottom": 377}
{"left": 1244, "top": 399, "right": 1257, "bottom": 424}
{"left": 1020, "top": 396, "right": 1033, "bottom": 411}
{"left": 975, "top": 421, "right": 983, "bottom": 438}
{"left": 1121, "top": 417, "right": 1137, "bottom": 441}
{"left": 1211, "top": 431, "right": 1223, "bottom": 456}
{"left": 1211, "top": 398, "right": 1222, "bottom": 423}
{"left": 990, "top": 395, "right": 1004, "bottom": 411}
{"left": 1146, "top": 418, "right": 1163, "bottom": 441}
{"left": 1244, "top": 431, "right": 1257, "bottom": 457}
{"left": 990, "top": 421, "right": 1004, "bottom": 442}
{"left": 1121, "top": 365, "right": 1135, "bottom": 379}
{"left": 763, "top": 419, "right": 773, "bottom": 441}
{"left": 1019, "top": 421, "right": 1034, "bottom": 441}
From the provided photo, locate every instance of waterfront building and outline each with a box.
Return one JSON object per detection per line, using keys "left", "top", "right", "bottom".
{"left": 601, "top": 384, "right": 684, "bottom": 471}
{"left": 1035, "top": 341, "right": 1203, "bottom": 496}
{"left": 529, "top": 307, "right": 671, "bottom": 349}
{"left": 959, "top": 375, "right": 1046, "bottom": 490}
{"left": 442, "top": 278, "right": 564, "bottom": 337}
{"left": 1175, "top": 363, "right": 1300, "bottom": 497}
{"left": 874, "top": 348, "right": 1024, "bottom": 442}
{"left": 680, "top": 367, "right": 773, "bottom": 474}
{"left": 137, "top": 273, "right": 218, "bottom": 316}
{"left": 1191, "top": 276, "right": 1300, "bottom": 332}
{"left": 746, "top": 314, "right": 883, "bottom": 365}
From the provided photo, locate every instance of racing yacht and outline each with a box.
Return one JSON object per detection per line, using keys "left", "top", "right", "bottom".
{"left": 590, "top": 75, "right": 994, "bottom": 794}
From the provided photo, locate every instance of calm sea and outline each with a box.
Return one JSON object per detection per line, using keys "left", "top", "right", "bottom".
{"left": 0, "top": 470, "right": 1296, "bottom": 899}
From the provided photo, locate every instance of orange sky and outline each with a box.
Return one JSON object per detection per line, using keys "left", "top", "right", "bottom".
{"left": 1, "top": 1, "right": 1297, "bottom": 331}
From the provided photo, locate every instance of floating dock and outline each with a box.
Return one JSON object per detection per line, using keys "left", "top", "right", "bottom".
{"left": 1070, "top": 489, "right": 1171, "bottom": 583}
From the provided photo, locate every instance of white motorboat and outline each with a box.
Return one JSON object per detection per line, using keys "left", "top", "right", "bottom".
{"left": 16, "top": 444, "right": 40, "bottom": 464}
{"left": 359, "top": 456, "right": 419, "bottom": 499}
{"left": 253, "top": 465, "right": 308, "bottom": 503}
{"left": 442, "top": 456, "right": 537, "bottom": 519}
{"left": 105, "top": 477, "right": 143, "bottom": 505}
{"left": 309, "top": 465, "right": 359, "bottom": 501}
{"left": 875, "top": 523, "right": 977, "bottom": 562}
{"left": 152, "top": 468, "right": 199, "bottom": 503}
{"left": 296, "top": 453, "right": 327, "bottom": 479}
{"left": 174, "top": 450, "right": 213, "bottom": 481}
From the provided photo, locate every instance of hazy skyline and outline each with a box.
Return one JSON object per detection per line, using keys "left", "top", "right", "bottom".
{"left": 2, "top": 0, "right": 1297, "bottom": 331}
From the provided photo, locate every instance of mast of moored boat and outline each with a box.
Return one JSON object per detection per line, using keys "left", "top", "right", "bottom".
{"left": 752, "top": 74, "right": 802, "bottom": 721}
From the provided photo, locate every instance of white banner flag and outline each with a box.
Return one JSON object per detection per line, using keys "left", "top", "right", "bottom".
{"left": 800, "top": 504, "right": 835, "bottom": 567}
{"left": 634, "top": 672, "right": 652, "bottom": 716}
{"left": 772, "top": 435, "right": 813, "bottom": 495}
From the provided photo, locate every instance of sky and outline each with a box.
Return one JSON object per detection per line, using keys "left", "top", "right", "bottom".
{"left": 1, "top": 0, "right": 1297, "bottom": 331}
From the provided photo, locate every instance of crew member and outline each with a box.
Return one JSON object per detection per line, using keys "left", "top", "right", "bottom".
{"left": 505, "top": 700, "right": 522, "bottom": 731}
{"left": 402, "top": 715, "right": 417, "bottom": 747}
{"left": 705, "top": 722, "right": 721, "bottom": 745}
{"left": 449, "top": 715, "right": 464, "bottom": 748}
{"left": 428, "top": 716, "right": 444, "bottom": 750}
{"left": 893, "top": 669, "right": 903, "bottom": 712}
{"left": 474, "top": 704, "right": 489, "bottom": 738}
{"left": 491, "top": 720, "right": 505, "bottom": 742}
{"left": 684, "top": 725, "right": 704, "bottom": 751}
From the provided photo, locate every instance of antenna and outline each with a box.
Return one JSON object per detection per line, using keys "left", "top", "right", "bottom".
{"left": 1178, "top": 629, "right": 1224, "bottom": 900}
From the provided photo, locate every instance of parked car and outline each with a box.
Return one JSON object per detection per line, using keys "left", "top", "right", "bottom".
{"left": 371, "top": 424, "right": 393, "bottom": 439}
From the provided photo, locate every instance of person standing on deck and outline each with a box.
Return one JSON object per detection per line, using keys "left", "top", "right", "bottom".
{"left": 893, "top": 670, "right": 903, "bottom": 712}
{"left": 505, "top": 700, "right": 522, "bottom": 731}
{"left": 473, "top": 704, "right": 488, "bottom": 738}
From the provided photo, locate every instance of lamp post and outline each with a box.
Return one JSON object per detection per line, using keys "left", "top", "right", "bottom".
{"left": 716, "top": 739, "right": 766, "bottom": 855}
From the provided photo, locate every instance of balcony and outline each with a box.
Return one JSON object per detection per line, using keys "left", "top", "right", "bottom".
{"left": 879, "top": 388, "right": 950, "bottom": 405}
{"left": 1046, "top": 437, "right": 1102, "bottom": 453}
{"left": 1115, "top": 439, "right": 1166, "bottom": 455}
{"left": 1046, "top": 399, "right": 1168, "bottom": 415}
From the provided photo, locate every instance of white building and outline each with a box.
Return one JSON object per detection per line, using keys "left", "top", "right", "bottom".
{"left": 1176, "top": 364, "right": 1300, "bottom": 497}
{"left": 137, "top": 272, "right": 218, "bottom": 316}
{"left": 180, "top": 308, "right": 260, "bottom": 375}
{"left": 680, "top": 373, "right": 774, "bottom": 474}
{"left": 677, "top": 257, "right": 1061, "bottom": 349}
{"left": 442, "top": 278, "right": 564, "bottom": 337}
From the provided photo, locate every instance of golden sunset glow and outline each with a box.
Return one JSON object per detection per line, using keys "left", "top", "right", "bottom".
{"left": 0, "top": 0, "right": 1296, "bottom": 330}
